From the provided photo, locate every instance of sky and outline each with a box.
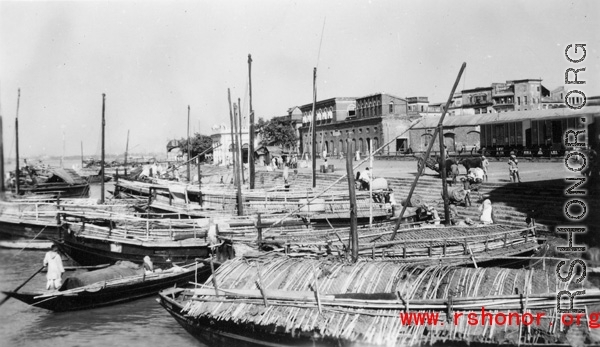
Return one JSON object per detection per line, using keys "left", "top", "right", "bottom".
{"left": 1, "top": 0, "right": 599, "bottom": 158}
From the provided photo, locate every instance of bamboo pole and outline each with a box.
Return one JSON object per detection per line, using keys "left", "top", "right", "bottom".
{"left": 187, "top": 105, "right": 191, "bottom": 182}
{"left": 227, "top": 89, "right": 238, "bottom": 187}
{"left": 197, "top": 157, "right": 202, "bottom": 199}
{"left": 391, "top": 62, "right": 465, "bottom": 240}
{"left": 124, "top": 129, "right": 130, "bottom": 176}
{"left": 346, "top": 141, "right": 358, "bottom": 262}
{"left": 438, "top": 121, "right": 450, "bottom": 224}
{"left": 369, "top": 141, "right": 373, "bottom": 227}
{"left": 100, "top": 93, "right": 106, "bottom": 204}
{"left": 237, "top": 98, "right": 245, "bottom": 185}
{"left": 311, "top": 67, "right": 317, "bottom": 188}
{"left": 248, "top": 54, "right": 255, "bottom": 189}
{"left": 15, "top": 88, "right": 20, "bottom": 195}
{"left": 228, "top": 89, "right": 243, "bottom": 216}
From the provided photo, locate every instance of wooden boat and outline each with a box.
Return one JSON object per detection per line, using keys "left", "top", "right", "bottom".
{"left": 14, "top": 167, "right": 91, "bottom": 198}
{"left": 0, "top": 197, "right": 136, "bottom": 248}
{"left": 116, "top": 177, "right": 401, "bottom": 228}
{"left": 158, "top": 257, "right": 600, "bottom": 347}
{"left": 54, "top": 210, "right": 315, "bottom": 266}
{"left": 56, "top": 221, "right": 212, "bottom": 267}
{"left": 3, "top": 261, "right": 211, "bottom": 312}
{"left": 219, "top": 219, "right": 540, "bottom": 267}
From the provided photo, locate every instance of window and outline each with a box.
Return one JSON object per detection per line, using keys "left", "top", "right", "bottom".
{"left": 524, "top": 96, "right": 528, "bottom": 105}
{"left": 389, "top": 102, "right": 394, "bottom": 113}
{"left": 537, "top": 86, "right": 540, "bottom": 92}
{"left": 517, "top": 97, "right": 521, "bottom": 105}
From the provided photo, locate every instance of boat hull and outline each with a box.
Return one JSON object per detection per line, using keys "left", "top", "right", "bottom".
{"left": 18, "top": 183, "right": 90, "bottom": 198}
{"left": 159, "top": 291, "right": 338, "bottom": 347}
{"left": 4, "top": 266, "right": 211, "bottom": 312}
{"left": 57, "top": 228, "right": 210, "bottom": 267}
{"left": 0, "top": 220, "right": 61, "bottom": 241}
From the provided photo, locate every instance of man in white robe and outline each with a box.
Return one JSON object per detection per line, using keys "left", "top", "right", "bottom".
{"left": 43, "top": 245, "right": 64, "bottom": 290}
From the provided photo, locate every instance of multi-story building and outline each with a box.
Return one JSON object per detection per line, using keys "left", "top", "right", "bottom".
{"left": 462, "top": 86, "right": 494, "bottom": 114}
{"left": 512, "top": 79, "right": 545, "bottom": 111}
{"left": 406, "top": 96, "right": 429, "bottom": 114}
{"left": 452, "top": 79, "right": 551, "bottom": 114}
{"left": 491, "top": 82, "right": 515, "bottom": 113}
{"left": 298, "top": 93, "right": 418, "bottom": 158}
{"left": 448, "top": 92, "right": 472, "bottom": 116}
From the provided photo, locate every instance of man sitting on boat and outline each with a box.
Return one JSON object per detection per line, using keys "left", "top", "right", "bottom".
{"left": 43, "top": 245, "right": 65, "bottom": 290}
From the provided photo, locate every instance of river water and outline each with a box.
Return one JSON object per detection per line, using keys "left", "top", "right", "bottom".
{"left": 0, "top": 178, "right": 207, "bottom": 347}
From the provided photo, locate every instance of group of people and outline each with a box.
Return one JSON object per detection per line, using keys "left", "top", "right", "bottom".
{"left": 446, "top": 198, "right": 496, "bottom": 226}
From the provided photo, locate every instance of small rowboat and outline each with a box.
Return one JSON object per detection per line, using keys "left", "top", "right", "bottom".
{"left": 2, "top": 261, "right": 212, "bottom": 312}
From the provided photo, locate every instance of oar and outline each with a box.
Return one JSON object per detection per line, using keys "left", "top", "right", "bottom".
{"left": 0, "top": 265, "right": 45, "bottom": 307}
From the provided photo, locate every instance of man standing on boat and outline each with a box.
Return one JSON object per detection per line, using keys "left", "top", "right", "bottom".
{"left": 43, "top": 245, "right": 64, "bottom": 290}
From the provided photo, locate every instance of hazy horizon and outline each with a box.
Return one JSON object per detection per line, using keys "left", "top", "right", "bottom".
{"left": 1, "top": 0, "right": 599, "bottom": 158}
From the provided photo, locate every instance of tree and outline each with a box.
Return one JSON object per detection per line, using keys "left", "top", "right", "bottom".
{"left": 256, "top": 117, "right": 297, "bottom": 151}
{"left": 178, "top": 133, "right": 213, "bottom": 161}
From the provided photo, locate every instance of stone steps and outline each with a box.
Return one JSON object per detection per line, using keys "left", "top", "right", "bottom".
{"left": 254, "top": 171, "right": 600, "bottom": 234}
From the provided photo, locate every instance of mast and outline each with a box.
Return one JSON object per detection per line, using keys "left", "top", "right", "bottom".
{"left": 345, "top": 141, "right": 358, "bottom": 262}
{"left": 80, "top": 141, "right": 84, "bottom": 169}
{"left": 438, "top": 114, "right": 450, "bottom": 224}
{"left": 15, "top": 89, "right": 20, "bottom": 195}
{"left": 197, "top": 115, "right": 201, "bottom": 194}
{"left": 311, "top": 67, "right": 317, "bottom": 188}
{"left": 391, "top": 62, "right": 466, "bottom": 240}
{"left": 228, "top": 89, "right": 243, "bottom": 215}
{"left": 237, "top": 98, "right": 244, "bottom": 185}
{"left": 248, "top": 54, "right": 255, "bottom": 189}
{"left": 100, "top": 93, "right": 106, "bottom": 204}
{"left": 227, "top": 89, "right": 238, "bottom": 187}
{"left": 124, "top": 129, "right": 129, "bottom": 176}
{"left": 187, "top": 105, "right": 191, "bottom": 182}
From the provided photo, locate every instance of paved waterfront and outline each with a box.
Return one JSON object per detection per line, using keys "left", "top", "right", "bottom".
{"left": 259, "top": 156, "right": 571, "bottom": 183}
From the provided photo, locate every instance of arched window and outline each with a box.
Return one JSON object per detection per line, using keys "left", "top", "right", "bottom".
{"left": 421, "top": 133, "right": 433, "bottom": 150}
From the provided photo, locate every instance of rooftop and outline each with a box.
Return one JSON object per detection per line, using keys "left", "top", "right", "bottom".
{"left": 413, "top": 105, "right": 600, "bottom": 128}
